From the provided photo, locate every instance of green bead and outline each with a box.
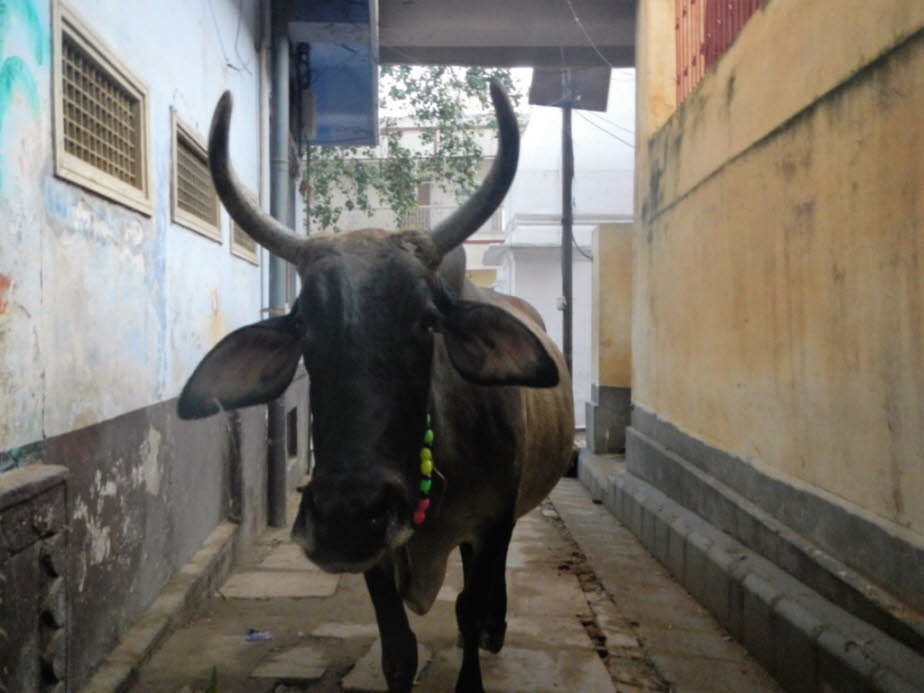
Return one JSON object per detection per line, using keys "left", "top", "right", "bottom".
{"left": 427, "top": 413, "right": 432, "bottom": 426}
{"left": 423, "top": 429, "right": 434, "bottom": 446}
{"left": 420, "top": 479, "right": 432, "bottom": 493}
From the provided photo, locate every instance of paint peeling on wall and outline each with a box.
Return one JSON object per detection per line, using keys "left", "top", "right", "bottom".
{"left": 141, "top": 425, "right": 162, "bottom": 495}
{"left": 208, "top": 287, "right": 226, "bottom": 346}
{"left": 0, "top": 0, "right": 46, "bottom": 191}
{"left": 0, "top": 273, "right": 10, "bottom": 314}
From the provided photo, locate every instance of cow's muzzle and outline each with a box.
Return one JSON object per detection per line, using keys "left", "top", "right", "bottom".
{"left": 290, "top": 475, "right": 414, "bottom": 573}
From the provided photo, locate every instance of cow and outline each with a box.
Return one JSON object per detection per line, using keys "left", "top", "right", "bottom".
{"left": 177, "top": 81, "right": 575, "bottom": 693}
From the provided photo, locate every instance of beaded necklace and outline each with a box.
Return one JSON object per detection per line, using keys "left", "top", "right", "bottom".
{"left": 413, "top": 414, "right": 434, "bottom": 526}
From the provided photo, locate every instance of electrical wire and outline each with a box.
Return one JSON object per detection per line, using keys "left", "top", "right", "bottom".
{"left": 580, "top": 111, "right": 634, "bottom": 136}
{"left": 576, "top": 111, "right": 634, "bottom": 148}
{"left": 571, "top": 230, "right": 593, "bottom": 260}
{"left": 561, "top": 0, "right": 615, "bottom": 69}
{"left": 232, "top": 0, "right": 254, "bottom": 75}
{"left": 207, "top": 0, "right": 243, "bottom": 73}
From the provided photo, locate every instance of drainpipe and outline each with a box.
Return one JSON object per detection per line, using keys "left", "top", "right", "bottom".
{"left": 561, "top": 77, "right": 574, "bottom": 376}
{"left": 267, "top": 0, "right": 290, "bottom": 527}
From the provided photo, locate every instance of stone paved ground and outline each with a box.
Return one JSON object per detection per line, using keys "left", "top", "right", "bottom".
{"left": 131, "top": 480, "right": 779, "bottom": 692}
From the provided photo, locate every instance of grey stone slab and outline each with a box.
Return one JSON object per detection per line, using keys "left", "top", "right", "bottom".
{"left": 311, "top": 622, "right": 379, "bottom": 639}
{"left": 258, "top": 542, "right": 314, "bottom": 571}
{"left": 507, "top": 569, "right": 588, "bottom": 618}
{"left": 652, "top": 652, "right": 777, "bottom": 693}
{"left": 428, "top": 645, "right": 616, "bottom": 693}
{"left": 251, "top": 644, "right": 328, "bottom": 681}
{"left": 220, "top": 570, "right": 339, "bottom": 599}
{"left": 342, "top": 638, "right": 431, "bottom": 692}
{"left": 505, "top": 615, "right": 595, "bottom": 648}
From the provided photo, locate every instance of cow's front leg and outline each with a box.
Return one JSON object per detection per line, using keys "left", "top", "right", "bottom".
{"left": 365, "top": 562, "right": 418, "bottom": 692}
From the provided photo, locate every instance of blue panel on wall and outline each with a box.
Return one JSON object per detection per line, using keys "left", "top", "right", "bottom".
{"left": 290, "top": 0, "right": 378, "bottom": 147}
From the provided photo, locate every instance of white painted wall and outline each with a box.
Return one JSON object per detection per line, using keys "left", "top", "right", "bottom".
{"left": 487, "top": 69, "right": 636, "bottom": 428}
{"left": 0, "top": 0, "right": 266, "bottom": 453}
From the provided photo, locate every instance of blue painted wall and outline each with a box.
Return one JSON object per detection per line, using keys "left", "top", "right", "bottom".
{"left": 0, "top": 0, "right": 266, "bottom": 456}
{"left": 0, "top": 0, "right": 274, "bottom": 684}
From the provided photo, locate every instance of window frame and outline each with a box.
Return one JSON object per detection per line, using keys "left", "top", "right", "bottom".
{"left": 229, "top": 187, "right": 260, "bottom": 265}
{"left": 170, "top": 110, "right": 222, "bottom": 243}
{"left": 53, "top": 0, "right": 152, "bottom": 215}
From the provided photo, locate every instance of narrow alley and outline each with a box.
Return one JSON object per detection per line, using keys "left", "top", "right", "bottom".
{"left": 124, "top": 477, "right": 779, "bottom": 693}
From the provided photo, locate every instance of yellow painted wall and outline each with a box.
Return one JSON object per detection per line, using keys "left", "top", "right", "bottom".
{"left": 592, "top": 223, "right": 633, "bottom": 387}
{"left": 634, "top": 1, "right": 924, "bottom": 535}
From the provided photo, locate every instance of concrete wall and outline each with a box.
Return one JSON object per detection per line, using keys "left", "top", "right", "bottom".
{"left": 0, "top": 0, "right": 309, "bottom": 687}
{"left": 633, "top": 0, "right": 924, "bottom": 605}
{"left": 1, "top": 0, "right": 267, "bottom": 453}
{"left": 586, "top": 222, "right": 632, "bottom": 452}
{"left": 488, "top": 71, "right": 635, "bottom": 430}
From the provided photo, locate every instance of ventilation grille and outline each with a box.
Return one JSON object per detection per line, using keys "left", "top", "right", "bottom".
{"left": 61, "top": 34, "right": 141, "bottom": 188}
{"left": 232, "top": 221, "right": 258, "bottom": 259}
{"left": 176, "top": 133, "right": 219, "bottom": 225}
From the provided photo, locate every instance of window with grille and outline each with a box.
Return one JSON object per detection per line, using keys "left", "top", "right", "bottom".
{"left": 171, "top": 113, "right": 221, "bottom": 241}
{"left": 231, "top": 218, "right": 259, "bottom": 265}
{"left": 230, "top": 189, "right": 260, "bottom": 265}
{"left": 53, "top": 1, "right": 151, "bottom": 214}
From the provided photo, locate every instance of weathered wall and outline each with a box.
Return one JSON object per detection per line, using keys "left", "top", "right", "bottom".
{"left": 634, "top": 0, "right": 924, "bottom": 556}
{"left": 0, "top": 0, "right": 286, "bottom": 687}
{"left": 586, "top": 222, "right": 632, "bottom": 452}
{"left": 1, "top": 0, "right": 265, "bottom": 453}
{"left": 592, "top": 223, "right": 632, "bottom": 389}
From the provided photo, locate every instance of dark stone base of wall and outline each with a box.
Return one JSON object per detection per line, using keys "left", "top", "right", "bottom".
{"left": 0, "top": 465, "right": 70, "bottom": 692}
{"left": 578, "top": 411, "right": 924, "bottom": 692}
{"left": 585, "top": 384, "right": 631, "bottom": 453}
{"left": 81, "top": 521, "right": 238, "bottom": 692}
{"left": 0, "top": 370, "right": 311, "bottom": 690}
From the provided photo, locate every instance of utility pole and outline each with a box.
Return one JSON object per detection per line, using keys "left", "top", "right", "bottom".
{"left": 529, "top": 66, "right": 609, "bottom": 378}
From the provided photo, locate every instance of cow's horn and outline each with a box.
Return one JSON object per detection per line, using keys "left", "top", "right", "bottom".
{"left": 208, "top": 91, "right": 305, "bottom": 263}
{"left": 430, "top": 79, "right": 520, "bottom": 257}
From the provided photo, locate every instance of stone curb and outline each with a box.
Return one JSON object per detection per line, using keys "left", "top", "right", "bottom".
{"left": 578, "top": 452, "right": 924, "bottom": 693}
{"left": 78, "top": 522, "right": 238, "bottom": 693}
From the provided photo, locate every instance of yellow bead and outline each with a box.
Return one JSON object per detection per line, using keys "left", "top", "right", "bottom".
{"left": 420, "top": 458, "right": 433, "bottom": 476}
{"left": 420, "top": 448, "right": 432, "bottom": 464}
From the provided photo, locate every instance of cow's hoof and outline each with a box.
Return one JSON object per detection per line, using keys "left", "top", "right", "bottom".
{"left": 479, "top": 622, "right": 506, "bottom": 653}
{"left": 455, "top": 623, "right": 507, "bottom": 653}
{"left": 385, "top": 675, "right": 414, "bottom": 693}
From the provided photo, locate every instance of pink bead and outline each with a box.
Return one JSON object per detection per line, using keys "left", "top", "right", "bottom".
{"left": 417, "top": 498, "right": 431, "bottom": 512}
{"left": 413, "top": 510, "right": 426, "bottom": 525}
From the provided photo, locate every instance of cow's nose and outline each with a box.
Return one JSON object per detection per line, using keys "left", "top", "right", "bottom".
{"left": 291, "top": 474, "right": 414, "bottom": 565}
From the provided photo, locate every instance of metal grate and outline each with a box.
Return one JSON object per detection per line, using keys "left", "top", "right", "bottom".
{"left": 61, "top": 33, "right": 141, "bottom": 188}
{"left": 676, "top": 0, "right": 765, "bottom": 104}
{"left": 176, "top": 132, "right": 219, "bottom": 226}
{"left": 232, "top": 220, "right": 258, "bottom": 258}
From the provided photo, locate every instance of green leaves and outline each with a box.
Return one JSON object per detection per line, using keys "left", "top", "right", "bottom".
{"left": 304, "top": 66, "right": 520, "bottom": 233}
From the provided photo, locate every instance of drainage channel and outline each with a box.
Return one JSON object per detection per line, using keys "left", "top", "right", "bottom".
{"left": 539, "top": 499, "right": 672, "bottom": 692}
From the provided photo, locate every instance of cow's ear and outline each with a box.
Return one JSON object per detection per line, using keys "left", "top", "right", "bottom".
{"left": 441, "top": 301, "right": 559, "bottom": 387}
{"left": 178, "top": 316, "right": 302, "bottom": 419}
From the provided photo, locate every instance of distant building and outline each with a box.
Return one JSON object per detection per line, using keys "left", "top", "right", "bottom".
{"left": 486, "top": 70, "right": 636, "bottom": 428}
{"left": 322, "top": 116, "right": 510, "bottom": 287}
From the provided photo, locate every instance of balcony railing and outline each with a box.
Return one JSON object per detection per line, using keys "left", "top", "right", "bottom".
{"left": 398, "top": 204, "right": 503, "bottom": 236}
{"left": 676, "top": 0, "right": 765, "bottom": 104}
